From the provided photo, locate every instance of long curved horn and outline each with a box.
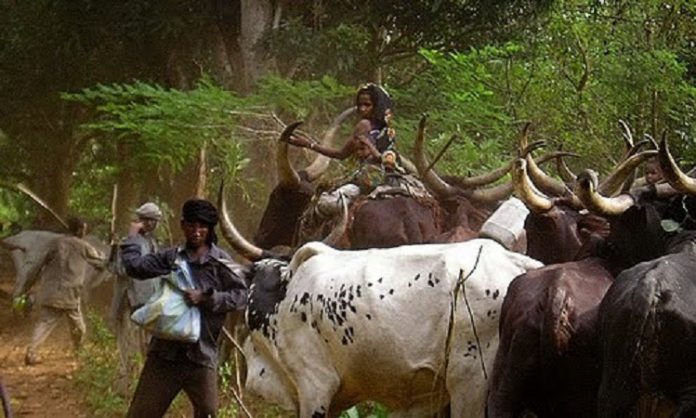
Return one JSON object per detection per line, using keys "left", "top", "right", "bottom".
{"left": 443, "top": 142, "right": 545, "bottom": 189}
{"left": 415, "top": 116, "right": 541, "bottom": 195}
{"left": 658, "top": 136, "right": 696, "bottom": 195}
{"left": 574, "top": 169, "right": 634, "bottom": 216}
{"left": 443, "top": 150, "right": 573, "bottom": 199}
{"left": 217, "top": 182, "right": 266, "bottom": 261}
{"left": 465, "top": 181, "right": 514, "bottom": 204}
{"left": 618, "top": 119, "right": 634, "bottom": 150}
{"left": 304, "top": 106, "right": 357, "bottom": 182}
{"left": 414, "top": 115, "right": 459, "bottom": 198}
{"left": 598, "top": 150, "right": 658, "bottom": 196}
{"left": 449, "top": 140, "right": 547, "bottom": 190}
{"left": 554, "top": 148, "right": 577, "bottom": 184}
{"left": 516, "top": 123, "right": 571, "bottom": 197}
{"left": 511, "top": 159, "right": 553, "bottom": 213}
{"left": 322, "top": 194, "right": 349, "bottom": 247}
{"left": 525, "top": 153, "right": 571, "bottom": 197}
{"left": 277, "top": 121, "right": 305, "bottom": 188}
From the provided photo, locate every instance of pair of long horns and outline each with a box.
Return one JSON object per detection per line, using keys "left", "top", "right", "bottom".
{"left": 414, "top": 116, "right": 521, "bottom": 203}
{"left": 518, "top": 123, "right": 656, "bottom": 198}
{"left": 415, "top": 117, "right": 576, "bottom": 204}
{"left": 277, "top": 107, "right": 356, "bottom": 187}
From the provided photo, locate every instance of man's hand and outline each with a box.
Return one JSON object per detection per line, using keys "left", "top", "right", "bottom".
{"left": 128, "top": 220, "right": 144, "bottom": 237}
{"left": 286, "top": 134, "right": 313, "bottom": 148}
{"left": 184, "top": 289, "right": 209, "bottom": 306}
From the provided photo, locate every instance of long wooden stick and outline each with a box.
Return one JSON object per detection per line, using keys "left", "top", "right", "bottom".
{"left": 109, "top": 184, "right": 118, "bottom": 241}
{"left": 220, "top": 326, "right": 254, "bottom": 418}
{"left": 0, "top": 181, "right": 68, "bottom": 230}
{"left": 423, "top": 133, "right": 459, "bottom": 174}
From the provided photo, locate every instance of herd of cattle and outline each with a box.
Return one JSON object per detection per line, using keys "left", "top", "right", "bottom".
{"left": 3, "top": 115, "right": 696, "bottom": 417}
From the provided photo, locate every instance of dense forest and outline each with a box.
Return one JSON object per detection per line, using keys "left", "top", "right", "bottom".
{"left": 1, "top": 0, "right": 694, "bottom": 242}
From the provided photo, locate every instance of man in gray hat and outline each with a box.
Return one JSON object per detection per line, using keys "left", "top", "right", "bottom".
{"left": 110, "top": 202, "right": 164, "bottom": 396}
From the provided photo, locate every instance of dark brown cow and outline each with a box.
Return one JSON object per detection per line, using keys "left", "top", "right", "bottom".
{"left": 348, "top": 195, "right": 442, "bottom": 249}
{"left": 254, "top": 110, "right": 354, "bottom": 250}
{"left": 511, "top": 158, "right": 610, "bottom": 264}
{"left": 253, "top": 168, "right": 315, "bottom": 249}
{"left": 488, "top": 257, "right": 613, "bottom": 418}
{"left": 294, "top": 188, "right": 444, "bottom": 250}
{"left": 259, "top": 115, "right": 492, "bottom": 250}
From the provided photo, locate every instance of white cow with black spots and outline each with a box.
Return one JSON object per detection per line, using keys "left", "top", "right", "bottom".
{"left": 240, "top": 238, "right": 543, "bottom": 418}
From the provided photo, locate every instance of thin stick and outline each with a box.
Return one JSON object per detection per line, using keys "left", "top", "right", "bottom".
{"left": 0, "top": 181, "right": 69, "bottom": 230}
{"left": 109, "top": 184, "right": 118, "bottom": 242}
{"left": 424, "top": 133, "right": 459, "bottom": 174}
{"left": 230, "top": 386, "right": 254, "bottom": 418}
{"left": 220, "top": 326, "right": 254, "bottom": 418}
{"left": 221, "top": 326, "right": 246, "bottom": 358}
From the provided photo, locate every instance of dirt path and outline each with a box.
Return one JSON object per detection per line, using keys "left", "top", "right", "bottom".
{"left": 0, "top": 279, "right": 90, "bottom": 418}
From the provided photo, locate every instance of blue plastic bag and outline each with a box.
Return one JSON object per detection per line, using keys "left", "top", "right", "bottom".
{"left": 130, "top": 258, "right": 201, "bottom": 342}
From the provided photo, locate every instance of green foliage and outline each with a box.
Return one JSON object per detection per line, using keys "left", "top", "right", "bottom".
{"left": 340, "top": 403, "right": 389, "bottom": 418}
{"left": 262, "top": 0, "right": 553, "bottom": 83}
{"left": 388, "top": 0, "right": 696, "bottom": 176}
{"left": 254, "top": 74, "right": 355, "bottom": 120}
{"left": 396, "top": 46, "right": 519, "bottom": 174}
{"left": 0, "top": 189, "right": 31, "bottom": 233}
{"left": 63, "top": 78, "right": 247, "bottom": 174}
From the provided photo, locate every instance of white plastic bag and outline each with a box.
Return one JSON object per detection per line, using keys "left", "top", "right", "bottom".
{"left": 130, "top": 258, "right": 201, "bottom": 342}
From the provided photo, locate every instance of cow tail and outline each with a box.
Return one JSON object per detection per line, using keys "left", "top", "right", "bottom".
{"left": 541, "top": 287, "right": 573, "bottom": 373}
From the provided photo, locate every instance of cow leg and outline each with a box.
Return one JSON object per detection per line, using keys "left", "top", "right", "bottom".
{"left": 485, "top": 331, "right": 540, "bottom": 418}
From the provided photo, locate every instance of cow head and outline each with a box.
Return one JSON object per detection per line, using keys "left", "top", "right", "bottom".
{"left": 247, "top": 258, "right": 290, "bottom": 340}
{"left": 253, "top": 108, "right": 355, "bottom": 250}
{"left": 572, "top": 167, "right": 677, "bottom": 274}
{"left": 512, "top": 158, "right": 609, "bottom": 264}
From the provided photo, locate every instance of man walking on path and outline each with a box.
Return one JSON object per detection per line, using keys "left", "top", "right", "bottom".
{"left": 22, "top": 217, "right": 106, "bottom": 366}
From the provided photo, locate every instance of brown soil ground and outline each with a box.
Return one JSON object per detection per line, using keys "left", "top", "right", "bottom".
{"left": 0, "top": 277, "right": 90, "bottom": 418}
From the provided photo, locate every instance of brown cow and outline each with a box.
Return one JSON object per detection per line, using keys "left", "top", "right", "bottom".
{"left": 511, "top": 158, "right": 610, "bottom": 264}
{"left": 254, "top": 110, "right": 354, "bottom": 250}
{"left": 488, "top": 257, "right": 613, "bottom": 417}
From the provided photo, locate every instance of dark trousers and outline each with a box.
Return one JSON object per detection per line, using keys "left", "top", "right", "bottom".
{"left": 126, "top": 353, "right": 218, "bottom": 418}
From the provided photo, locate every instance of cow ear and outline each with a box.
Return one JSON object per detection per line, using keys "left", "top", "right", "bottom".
{"left": 288, "top": 242, "right": 333, "bottom": 274}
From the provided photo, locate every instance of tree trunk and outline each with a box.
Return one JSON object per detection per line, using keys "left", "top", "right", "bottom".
{"left": 237, "top": 0, "right": 274, "bottom": 92}
{"left": 114, "top": 141, "right": 138, "bottom": 235}
{"left": 31, "top": 130, "right": 77, "bottom": 230}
